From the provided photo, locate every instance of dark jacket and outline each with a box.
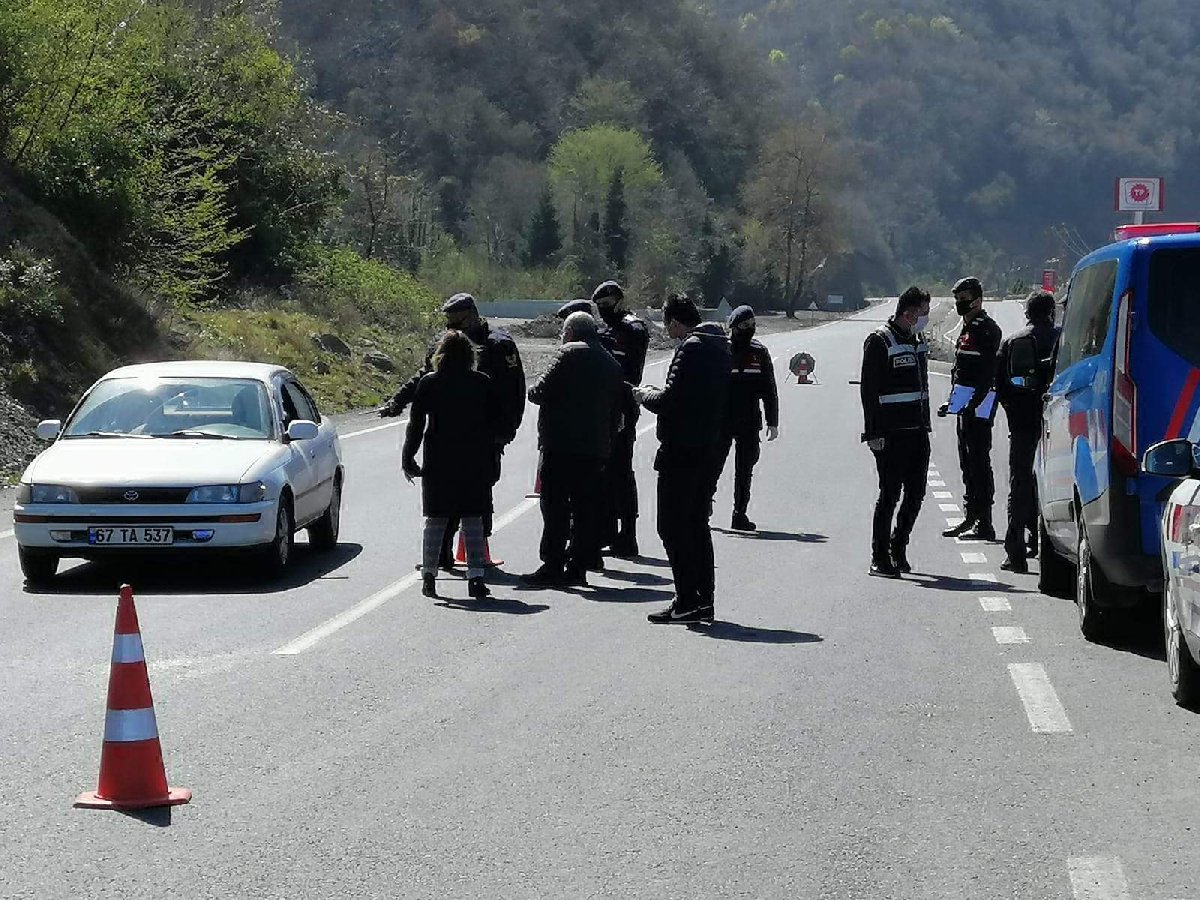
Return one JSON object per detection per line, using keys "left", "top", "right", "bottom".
{"left": 599, "top": 311, "right": 650, "bottom": 385}
{"left": 997, "top": 319, "right": 1061, "bottom": 430}
{"left": 528, "top": 339, "right": 626, "bottom": 459}
{"left": 384, "top": 320, "right": 526, "bottom": 443}
{"left": 642, "top": 323, "right": 731, "bottom": 457}
{"left": 726, "top": 337, "right": 779, "bottom": 434}
{"left": 401, "top": 370, "right": 499, "bottom": 517}
{"left": 951, "top": 312, "right": 1003, "bottom": 417}
{"left": 860, "top": 318, "right": 931, "bottom": 441}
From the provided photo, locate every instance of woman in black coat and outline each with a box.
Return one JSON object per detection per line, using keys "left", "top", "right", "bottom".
{"left": 402, "top": 330, "right": 499, "bottom": 600}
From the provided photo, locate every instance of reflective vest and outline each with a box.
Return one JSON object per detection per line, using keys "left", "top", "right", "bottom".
{"left": 873, "top": 325, "right": 930, "bottom": 432}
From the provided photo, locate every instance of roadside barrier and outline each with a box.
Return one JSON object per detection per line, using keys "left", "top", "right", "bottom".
{"left": 75, "top": 585, "right": 191, "bottom": 811}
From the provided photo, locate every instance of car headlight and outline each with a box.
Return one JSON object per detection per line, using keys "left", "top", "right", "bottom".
{"left": 20, "top": 484, "right": 78, "bottom": 504}
{"left": 186, "top": 482, "right": 269, "bottom": 504}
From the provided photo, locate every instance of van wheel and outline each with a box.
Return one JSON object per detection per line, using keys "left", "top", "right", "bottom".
{"left": 1037, "top": 516, "right": 1073, "bottom": 599}
{"left": 1076, "top": 525, "right": 1110, "bottom": 642}
{"left": 18, "top": 547, "right": 58, "bottom": 585}
{"left": 1165, "top": 579, "right": 1200, "bottom": 709}
{"left": 308, "top": 478, "right": 341, "bottom": 552}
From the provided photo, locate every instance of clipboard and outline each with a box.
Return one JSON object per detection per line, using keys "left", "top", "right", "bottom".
{"left": 946, "top": 384, "right": 996, "bottom": 419}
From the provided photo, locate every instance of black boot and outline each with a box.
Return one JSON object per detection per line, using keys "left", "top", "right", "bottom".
{"left": 942, "top": 518, "right": 976, "bottom": 538}
{"left": 421, "top": 573, "right": 438, "bottom": 599}
{"left": 521, "top": 564, "right": 564, "bottom": 588}
{"left": 890, "top": 541, "right": 912, "bottom": 574}
{"left": 468, "top": 576, "right": 491, "bottom": 599}
{"left": 958, "top": 522, "right": 997, "bottom": 542}
{"left": 731, "top": 512, "right": 757, "bottom": 532}
{"left": 870, "top": 557, "right": 901, "bottom": 579}
{"left": 610, "top": 522, "right": 638, "bottom": 558}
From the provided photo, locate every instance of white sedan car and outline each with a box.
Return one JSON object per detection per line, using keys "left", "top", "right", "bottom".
{"left": 14, "top": 361, "right": 343, "bottom": 584}
{"left": 1144, "top": 438, "right": 1200, "bottom": 708}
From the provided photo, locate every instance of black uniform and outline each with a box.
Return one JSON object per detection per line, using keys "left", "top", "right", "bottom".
{"left": 950, "top": 312, "right": 1003, "bottom": 529}
{"left": 996, "top": 319, "right": 1060, "bottom": 565}
{"left": 860, "top": 319, "right": 932, "bottom": 564}
{"left": 528, "top": 339, "right": 625, "bottom": 577}
{"left": 597, "top": 309, "right": 650, "bottom": 549}
{"left": 642, "top": 323, "right": 730, "bottom": 611}
{"left": 714, "top": 335, "right": 779, "bottom": 519}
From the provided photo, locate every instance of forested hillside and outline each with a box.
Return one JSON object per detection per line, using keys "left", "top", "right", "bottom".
{"left": 719, "top": 0, "right": 1200, "bottom": 284}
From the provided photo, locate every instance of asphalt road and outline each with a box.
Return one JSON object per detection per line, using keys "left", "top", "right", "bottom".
{"left": 1, "top": 301, "right": 1196, "bottom": 899}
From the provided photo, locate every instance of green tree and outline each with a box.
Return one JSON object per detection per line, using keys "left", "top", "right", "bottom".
{"left": 548, "top": 125, "right": 663, "bottom": 225}
{"left": 603, "top": 168, "right": 630, "bottom": 274}
{"left": 525, "top": 190, "right": 563, "bottom": 268}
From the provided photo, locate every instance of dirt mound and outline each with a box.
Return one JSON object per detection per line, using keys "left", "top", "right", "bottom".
{"left": 0, "top": 387, "right": 40, "bottom": 481}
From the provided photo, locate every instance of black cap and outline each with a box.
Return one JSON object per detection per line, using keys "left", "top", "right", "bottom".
{"left": 556, "top": 299, "right": 594, "bottom": 320}
{"left": 727, "top": 305, "right": 755, "bottom": 330}
{"left": 591, "top": 281, "right": 624, "bottom": 305}
{"left": 952, "top": 277, "right": 983, "bottom": 300}
{"left": 442, "top": 292, "right": 477, "bottom": 316}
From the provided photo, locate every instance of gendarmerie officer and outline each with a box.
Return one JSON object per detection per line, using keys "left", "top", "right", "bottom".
{"left": 592, "top": 281, "right": 650, "bottom": 557}
{"left": 381, "top": 292, "right": 525, "bottom": 562}
{"left": 635, "top": 294, "right": 730, "bottom": 624}
{"left": 939, "top": 277, "right": 1002, "bottom": 542}
{"left": 996, "top": 289, "right": 1060, "bottom": 573}
{"left": 713, "top": 305, "right": 779, "bottom": 532}
{"left": 860, "top": 287, "right": 933, "bottom": 577}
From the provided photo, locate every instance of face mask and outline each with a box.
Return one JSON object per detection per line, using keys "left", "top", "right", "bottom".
{"left": 734, "top": 325, "right": 755, "bottom": 341}
{"left": 955, "top": 297, "right": 975, "bottom": 316}
{"left": 914, "top": 315, "right": 929, "bottom": 332}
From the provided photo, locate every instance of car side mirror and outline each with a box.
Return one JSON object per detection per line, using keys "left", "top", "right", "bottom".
{"left": 36, "top": 420, "right": 61, "bottom": 441}
{"left": 1143, "top": 439, "right": 1196, "bottom": 477}
{"left": 285, "top": 419, "right": 319, "bottom": 443}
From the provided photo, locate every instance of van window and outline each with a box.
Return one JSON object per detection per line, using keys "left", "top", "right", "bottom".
{"left": 1149, "top": 248, "right": 1200, "bottom": 366}
{"left": 1057, "top": 260, "right": 1118, "bottom": 372}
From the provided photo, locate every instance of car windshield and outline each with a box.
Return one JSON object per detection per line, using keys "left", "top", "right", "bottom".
{"left": 63, "top": 376, "right": 274, "bottom": 440}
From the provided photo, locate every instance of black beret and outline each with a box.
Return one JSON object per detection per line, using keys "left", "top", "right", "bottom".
{"left": 556, "top": 299, "right": 594, "bottom": 320}
{"left": 442, "top": 292, "right": 477, "bottom": 315}
{"left": 727, "top": 305, "right": 755, "bottom": 329}
{"left": 591, "top": 281, "right": 624, "bottom": 304}
{"left": 952, "top": 277, "right": 983, "bottom": 299}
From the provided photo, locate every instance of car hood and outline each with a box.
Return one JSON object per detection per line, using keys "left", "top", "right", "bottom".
{"left": 23, "top": 438, "right": 288, "bottom": 488}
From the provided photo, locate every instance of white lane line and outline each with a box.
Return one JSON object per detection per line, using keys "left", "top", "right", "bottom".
{"left": 342, "top": 419, "right": 406, "bottom": 440}
{"left": 939, "top": 503, "right": 961, "bottom": 513}
{"left": 929, "top": 370, "right": 951, "bottom": 379}
{"left": 992, "top": 626, "right": 1030, "bottom": 645}
{"left": 961, "top": 551, "right": 988, "bottom": 564}
{"left": 970, "top": 572, "right": 997, "bottom": 583}
{"left": 273, "top": 496, "right": 540, "bottom": 656}
{"left": 1009, "top": 663, "right": 1073, "bottom": 734}
{"left": 980, "top": 597, "right": 1011, "bottom": 612}
{"left": 1067, "top": 857, "right": 1132, "bottom": 900}
{"left": 932, "top": 491, "right": 953, "bottom": 499}
{"left": 946, "top": 517, "right": 964, "bottom": 528}
{"left": 928, "top": 479, "right": 947, "bottom": 487}
{"left": 0, "top": 528, "right": 13, "bottom": 541}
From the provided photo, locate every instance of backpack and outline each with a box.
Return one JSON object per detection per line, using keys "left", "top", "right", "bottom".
{"left": 1007, "top": 334, "right": 1052, "bottom": 393}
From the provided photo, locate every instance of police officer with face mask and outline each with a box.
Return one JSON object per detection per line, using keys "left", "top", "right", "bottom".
{"left": 713, "top": 306, "right": 779, "bottom": 531}
{"left": 591, "top": 281, "right": 650, "bottom": 557}
{"left": 996, "top": 289, "right": 1060, "bottom": 573}
{"left": 939, "top": 277, "right": 1003, "bottom": 543}
{"left": 861, "top": 287, "right": 933, "bottom": 577}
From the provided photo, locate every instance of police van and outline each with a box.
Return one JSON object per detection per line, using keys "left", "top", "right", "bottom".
{"left": 1036, "top": 222, "right": 1200, "bottom": 640}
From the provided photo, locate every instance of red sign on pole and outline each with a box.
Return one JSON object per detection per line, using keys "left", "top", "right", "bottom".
{"left": 1041, "top": 269, "right": 1057, "bottom": 292}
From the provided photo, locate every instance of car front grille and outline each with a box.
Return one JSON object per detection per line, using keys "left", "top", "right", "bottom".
{"left": 73, "top": 487, "right": 193, "bottom": 504}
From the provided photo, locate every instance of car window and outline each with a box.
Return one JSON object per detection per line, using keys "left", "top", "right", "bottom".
{"left": 293, "top": 380, "right": 322, "bottom": 423}
{"left": 64, "top": 377, "right": 273, "bottom": 440}
{"left": 281, "top": 381, "right": 317, "bottom": 424}
{"left": 1057, "top": 259, "right": 1118, "bottom": 373}
{"left": 1148, "top": 247, "right": 1200, "bottom": 366}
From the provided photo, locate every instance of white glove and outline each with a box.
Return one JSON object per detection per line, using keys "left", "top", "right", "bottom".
{"left": 766, "top": 425, "right": 779, "bottom": 442}
{"left": 867, "top": 437, "right": 885, "bottom": 451}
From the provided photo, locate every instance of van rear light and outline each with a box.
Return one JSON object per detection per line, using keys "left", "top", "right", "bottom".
{"left": 1112, "top": 288, "right": 1138, "bottom": 476}
{"left": 1113, "top": 222, "right": 1200, "bottom": 241}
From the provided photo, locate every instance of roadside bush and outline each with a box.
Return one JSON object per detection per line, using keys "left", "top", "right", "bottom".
{"left": 295, "top": 245, "right": 439, "bottom": 333}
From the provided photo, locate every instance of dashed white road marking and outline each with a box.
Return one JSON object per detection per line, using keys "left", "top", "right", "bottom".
{"left": 0, "top": 528, "right": 13, "bottom": 541}
{"left": 960, "top": 551, "right": 988, "bottom": 564}
{"left": 341, "top": 419, "right": 407, "bottom": 440}
{"left": 946, "top": 517, "right": 965, "bottom": 528}
{"left": 992, "top": 626, "right": 1030, "bottom": 645}
{"left": 929, "top": 480, "right": 947, "bottom": 487}
{"left": 969, "top": 572, "right": 998, "bottom": 584}
{"left": 273, "top": 496, "right": 540, "bottom": 656}
{"left": 1067, "top": 857, "right": 1132, "bottom": 900}
{"left": 979, "top": 597, "right": 1012, "bottom": 612}
{"left": 1009, "top": 663, "right": 1073, "bottom": 734}
{"left": 939, "top": 503, "right": 961, "bottom": 513}
{"left": 932, "top": 491, "right": 953, "bottom": 499}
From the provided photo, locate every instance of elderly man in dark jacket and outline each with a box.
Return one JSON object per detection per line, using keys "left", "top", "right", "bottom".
{"left": 636, "top": 294, "right": 731, "bottom": 624}
{"left": 522, "top": 311, "right": 627, "bottom": 588}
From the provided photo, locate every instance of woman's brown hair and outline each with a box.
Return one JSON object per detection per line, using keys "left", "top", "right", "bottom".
{"left": 431, "top": 329, "right": 477, "bottom": 373}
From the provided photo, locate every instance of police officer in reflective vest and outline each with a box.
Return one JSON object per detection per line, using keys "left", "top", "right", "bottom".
{"left": 860, "top": 287, "right": 932, "bottom": 578}
{"left": 592, "top": 281, "right": 650, "bottom": 557}
{"left": 713, "top": 305, "right": 779, "bottom": 531}
{"left": 939, "top": 276, "right": 1003, "bottom": 542}
{"left": 996, "top": 289, "right": 1060, "bottom": 573}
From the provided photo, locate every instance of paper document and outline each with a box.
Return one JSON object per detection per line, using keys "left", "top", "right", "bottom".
{"left": 946, "top": 384, "right": 996, "bottom": 418}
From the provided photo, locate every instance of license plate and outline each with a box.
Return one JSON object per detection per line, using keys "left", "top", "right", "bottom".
{"left": 88, "top": 527, "right": 174, "bottom": 546}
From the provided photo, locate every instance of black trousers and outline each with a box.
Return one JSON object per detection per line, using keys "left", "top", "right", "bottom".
{"left": 871, "top": 430, "right": 931, "bottom": 560}
{"left": 602, "top": 423, "right": 639, "bottom": 544}
{"left": 539, "top": 452, "right": 605, "bottom": 572}
{"left": 713, "top": 430, "right": 761, "bottom": 516}
{"left": 956, "top": 414, "right": 995, "bottom": 525}
{"left": 441, "top": 447, "right": 503, "bottom": 560}
{"left": 1004, "top": 425, "right": 1040, "bottom": 563}
{"left": 656, "top": 448, "right": 718, "bottom": 609}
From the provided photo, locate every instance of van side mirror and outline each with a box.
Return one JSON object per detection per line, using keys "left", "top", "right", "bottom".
{"left": 36, "top": 420, "right": 61, "bottom": 441}
{"left": 1143, "top": 439, "right": 1196, "bottom": 477}
{"left": 285, "top": 419, "right": 319, "bottom": 443}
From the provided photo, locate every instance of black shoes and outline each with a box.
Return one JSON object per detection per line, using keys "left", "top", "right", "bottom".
{"left": 890, "top": 544, "right": 912, "bottom": 574}
{"left": 942, "top": 519, "right": 976, "bottom": 538}
{"left": 586, "top": 555, "right": 605, "bottom": 573}
{"left": 648, "top": 602, "right": 714, "bottom": 624}
{"left": 608, "top": 537, "right": 639, "bottom": 559}
{"left": 563, "top": 567, "right": 589, "bottom": 588}
{"left": 870, "top": 559, "right": 901, "bottom": 579}
{"left": 422, "top": 573, "right": 438, "bottom": 599}
{"left": 957, "top": 524, "right": 997, "bottom": 542}
{"left": 1000, "top": 558, "right": 1029, "bottom": 574}
{"left": 731, "top": 513, "right": 757, "bottom": 532}
{"left": 1026, "top": 534, "right": 1039, "bottom": 559}
{"left": 468, "top": 576, "right": 491, "bottom": 599}
{"left": 521, "top": 565, "right": 564, "bottom": 588}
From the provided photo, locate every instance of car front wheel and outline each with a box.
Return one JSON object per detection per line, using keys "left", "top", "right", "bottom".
{"left": 1165, "top": 578, "right": 1200, "bottom": 709}
{"left": 261, "top": 499, "right": 294, "bottom": 578}
{"left": 308, "top": 478, "right": 341, "bottom": 552}
{"left": 18, "top": 546, "right": 58, "bottom": 585}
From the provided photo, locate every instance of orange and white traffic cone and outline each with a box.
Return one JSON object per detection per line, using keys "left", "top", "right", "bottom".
{"left": 455, "top": 530, "right": 504, "bottom": 568}
{"left": 75, "top": 585, "right": 191, "bottom": 811}
{"left": 525, "top": 454, "right": 542, "bottom": 499}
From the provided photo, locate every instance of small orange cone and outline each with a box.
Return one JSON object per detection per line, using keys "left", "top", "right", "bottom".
{"left": 454, "top": 531, "right": 504, "bottom": 568}
{"left": 75, "top": 585, "right": 191, "bottom": 811}
{"left": 525, "top": 454, "right": 542, "bottom": 499}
